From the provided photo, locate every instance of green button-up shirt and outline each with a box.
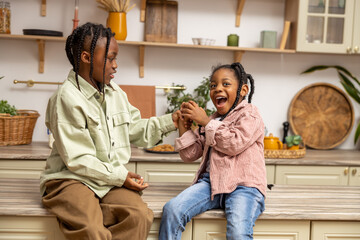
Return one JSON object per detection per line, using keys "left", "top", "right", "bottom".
{"left": 40, "top": 70, "right": 176, "bottom": 198}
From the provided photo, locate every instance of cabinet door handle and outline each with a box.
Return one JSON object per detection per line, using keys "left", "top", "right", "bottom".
{"left": 352, "top": 169, "right": 358, "bottom": 176}
{"left": 354, "top": 46, "right": 359, "bottom": 53}
{"left": 346, "top": 47, "right": 352, "bottom": 53}
{"left": 344, "top": 168, "right": 349, "bottom": 175}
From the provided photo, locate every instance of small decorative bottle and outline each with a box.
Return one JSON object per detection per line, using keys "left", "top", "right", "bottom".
{"left": 0, "top": 1, "right": 11, "bottom": 34}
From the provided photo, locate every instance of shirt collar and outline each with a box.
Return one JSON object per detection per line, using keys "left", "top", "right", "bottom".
{"left": 67, "top": 70, "right": 115, "bottom": 99}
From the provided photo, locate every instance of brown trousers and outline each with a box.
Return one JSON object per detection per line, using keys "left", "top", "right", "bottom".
{"left": 42, "top": 179, "right": 154, "bottom": 240}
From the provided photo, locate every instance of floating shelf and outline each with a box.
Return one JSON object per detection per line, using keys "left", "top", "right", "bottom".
{"left": 0, "top": 34, "right": 295, "bottom": 77}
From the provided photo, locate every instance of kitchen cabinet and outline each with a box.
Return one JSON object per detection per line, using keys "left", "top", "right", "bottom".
{"left": 286, "top": 0, "right": 360, "bottom": 54}
{"left": 0, "top": 216, "right": 66, "bottom": 240}
{"left": 137, "top": 162, "right": 275, "bottom": 185}
{"left": 137, "top": 162, "right": 199, "bottom": 183}
{"left": 275, "top": 165, "right": 359, "bottom": 186}
{"left": 192, "top": 219, "right": 310, "bottom": 240}
{"left": 349, "top": 167, "right": 360, "bottom": 186}
{"left": 311, "top": 221, "right": 360, "bottom": 240}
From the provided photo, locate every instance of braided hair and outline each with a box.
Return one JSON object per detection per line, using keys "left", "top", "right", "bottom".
{"left": 65, "top": 22, "right": 114, "bottom": 94}
{"left": 198, "top": 62, "right": 255, "bottom": 136}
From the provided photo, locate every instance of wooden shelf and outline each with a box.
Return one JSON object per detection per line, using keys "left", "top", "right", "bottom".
{"left": 0, "top": 34, "right": 295, "bottom": 77}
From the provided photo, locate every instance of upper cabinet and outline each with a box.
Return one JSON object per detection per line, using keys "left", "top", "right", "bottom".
{"left": 286, "top": 0, "right": 360, "bottom": 54}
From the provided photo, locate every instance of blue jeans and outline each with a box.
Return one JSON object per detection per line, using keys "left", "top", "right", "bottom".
{"left": 158, "top": 173, "right": 265, "bottom": 240}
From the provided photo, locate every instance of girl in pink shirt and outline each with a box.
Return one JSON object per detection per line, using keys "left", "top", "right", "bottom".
{"left": 159, "top": 62, "right": 266, "bottom": 240}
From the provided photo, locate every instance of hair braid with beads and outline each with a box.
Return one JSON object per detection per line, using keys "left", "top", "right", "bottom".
{"left": 65, "top": 22, "right": 114, "bottom": 93}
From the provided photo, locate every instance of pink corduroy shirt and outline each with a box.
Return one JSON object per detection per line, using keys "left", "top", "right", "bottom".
{"left": 175, "top": 100, "right": 267, "bottom": 200}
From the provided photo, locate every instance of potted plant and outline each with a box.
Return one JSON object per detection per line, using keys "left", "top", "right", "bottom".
{"left": 96, "top": 0, "right": 136, "bottom": 40}
{"left": 285, "top": 135, "right": 303, "bottom": 150}
{"left": 165, "top": 77, "right": 216, "bottom": 116}
{"left": 302, "top": 65, "right": 360, "bottom": 145}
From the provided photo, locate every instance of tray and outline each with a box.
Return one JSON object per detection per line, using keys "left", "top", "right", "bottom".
{"left": 23, "top": 29, "right": 63, "bottom": 37}
{"left": 288, "top": 83, "right": 354, "bottom": 149}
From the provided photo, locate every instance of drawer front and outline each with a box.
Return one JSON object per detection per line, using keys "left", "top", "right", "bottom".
{"left": 266, "top": 165, "right": 275, "bottom": 184}
{"left": 349, "top": 167, "right": 360, "bottom": 186}
{"left": 137, "top": 162, "right": 199, "bottom": 183}
{"left": 0, "top": 160, "right": 46, "bottom": 179}
{"left": 192, "top": 219, "right": 310, "bottom": 240}
{"left": 312, "top": 221, "right": 360, "bottom": 240}
{"left": 275, "top": 165, "right": 349, "bottom": 186}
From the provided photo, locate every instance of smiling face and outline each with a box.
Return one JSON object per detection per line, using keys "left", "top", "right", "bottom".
{"left": 210, "top": 68, "right": 240, "bottom": 115}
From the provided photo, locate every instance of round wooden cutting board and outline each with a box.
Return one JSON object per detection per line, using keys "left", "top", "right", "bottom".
{"left": 288, "top": 83, "right": 354, "bottom": 149}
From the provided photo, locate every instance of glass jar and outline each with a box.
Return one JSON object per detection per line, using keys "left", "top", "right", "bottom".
{"left": 0, "top": 1, "right": 11, "bottom": 34}
{"left": 227, "top": 34, "right": 239, "bottom": 46}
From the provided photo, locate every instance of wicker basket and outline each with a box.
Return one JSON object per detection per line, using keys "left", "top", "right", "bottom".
{"left": 264, "top": 142, "right": 306, "bottom": 159}
{"left": 264, "top": 147, "right": 306, "bottom": 159}
{"left": 0, "top": 110, "right": 40, "bottom": 146}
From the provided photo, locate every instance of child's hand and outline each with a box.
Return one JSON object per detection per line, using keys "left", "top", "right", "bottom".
{"left": 123, "top": 171, "right": 149, "bottom": 191}
{"left": 172, "top": 110, "right": 182, "bottom": 129}
{"left": 181, "top": 101, "right": 210, "bottom": 127}
{"left": 180, "top": 102, "right": 193, "bottom": 130}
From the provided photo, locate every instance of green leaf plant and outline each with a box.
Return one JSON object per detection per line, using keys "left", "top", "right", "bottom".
{"left": 302, "top": 65, "right": 360, "bottom": 144}
{"left": 285, "top": 135, "right": 302, "bottom": 148}
{"left": 0, "top": 100, "right": 17, "bottom": 116}
{"left": 165, "top": 77, "right": 216, "bottom": 116}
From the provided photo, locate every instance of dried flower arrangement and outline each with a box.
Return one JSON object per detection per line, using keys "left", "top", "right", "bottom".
{"left": 96, "top": 0, "right": 136, "bottom": 13}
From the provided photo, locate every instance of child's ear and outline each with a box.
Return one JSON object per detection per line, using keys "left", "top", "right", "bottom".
{"left": 80, "top": 51, "right": 91, "bottom": 64}
{"left": 240, "top": 84, "right": 249, "bottom": 97}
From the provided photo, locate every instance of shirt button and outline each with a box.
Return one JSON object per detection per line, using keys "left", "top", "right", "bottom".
{"left": 108, "top": 154, "right": 110, "bottom": 159}
{"left": 107, "top": 116, "right": 109, "bottom": 120}
{"left": 112, "top": 142, "right": 114, "bottom": 146}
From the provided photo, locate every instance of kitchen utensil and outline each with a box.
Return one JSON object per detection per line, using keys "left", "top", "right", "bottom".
{"left": 288, "top": 82, "right": 354, "bottom": 149}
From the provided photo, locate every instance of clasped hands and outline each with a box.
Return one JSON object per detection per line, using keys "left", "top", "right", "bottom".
{"left": 172, "top": 100, "right": 211, "bottom": 131}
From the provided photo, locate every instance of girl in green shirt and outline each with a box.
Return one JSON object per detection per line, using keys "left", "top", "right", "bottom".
{"left": 41, "top": 22, "right": 180, "bottom": 240}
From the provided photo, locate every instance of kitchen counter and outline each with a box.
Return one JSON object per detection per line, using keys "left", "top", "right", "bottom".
{"left": 0, "top": 142, "right": 359, "bottom": 166}
{"left": 0, "top": 178, "right": 359, "bottom": 220}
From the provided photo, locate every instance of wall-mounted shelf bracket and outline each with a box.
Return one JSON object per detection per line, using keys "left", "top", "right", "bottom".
{"left": 139, "top": 45, "right": 145, "bottom": 78}
{"left": 234, "top": 50, "right": 244, "bottom": 62}
{"left": 41, "top": 0, "right": 46, "bottom": 16}
{"left": 236, "top": 0, "right": 245, "bottom": 27}
{"left": 37, "top": 39, "right": 45, "bottom": 73}
{"left": 140, "top": 0, "right": 147, "bottom": 22}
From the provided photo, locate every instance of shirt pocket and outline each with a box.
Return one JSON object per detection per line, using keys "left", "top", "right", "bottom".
{"left": 86, "top": 114, "right": 107, "bottom": 151}
{"left": 112, "top": 112, "right": 130, "bottom": 148}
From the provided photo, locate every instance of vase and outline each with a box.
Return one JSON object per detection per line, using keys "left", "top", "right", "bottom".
{"left": 106, "top": 12, "right": 127, "bottom": 40}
